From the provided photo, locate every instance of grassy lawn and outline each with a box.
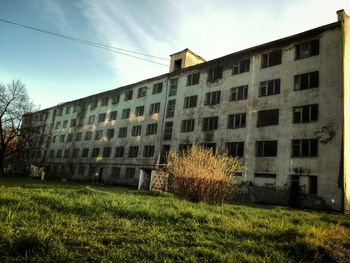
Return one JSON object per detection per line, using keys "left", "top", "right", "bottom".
{"left": 0, "top": 177, "right": 349, "bottom": 262}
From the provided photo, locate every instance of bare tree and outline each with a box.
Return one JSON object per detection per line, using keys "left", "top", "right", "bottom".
{"left": 0, "top": 80, "right": 35, "bottom": 175}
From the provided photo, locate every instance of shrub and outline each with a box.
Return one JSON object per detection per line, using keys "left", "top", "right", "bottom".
{"left": 161, "top": 145, "right": 245, "bottom": 204}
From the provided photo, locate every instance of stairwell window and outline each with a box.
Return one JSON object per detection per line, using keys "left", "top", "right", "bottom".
{"left": 169, "top": 79, "right": 178, "bottom": 96}
{"left": 163, "top": 122, "right": 173, "bottom": 140}
{"left": 166, "top": 100, "right": 175, "bottom": 118}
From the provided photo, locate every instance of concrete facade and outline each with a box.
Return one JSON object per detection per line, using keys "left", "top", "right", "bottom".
{"left": 24, "top": 10, "right": 350, "bottom": 212}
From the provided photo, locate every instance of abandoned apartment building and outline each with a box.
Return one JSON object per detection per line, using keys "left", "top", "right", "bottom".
{"left": 23, "top": 10, "right": 350, "bottom": 212}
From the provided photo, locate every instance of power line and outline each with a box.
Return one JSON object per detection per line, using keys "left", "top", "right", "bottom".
{"left": 0, "top": 17, "right": 169, "bottom": 67}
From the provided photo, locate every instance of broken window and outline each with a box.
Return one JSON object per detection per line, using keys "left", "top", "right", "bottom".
{"left": 135, "top": 106, "right": 144, "bottom": 116}
{"left": 85, "top": 131, "right": 92, "bottom": 141}
{"left": 103, "top": 147, "right": 111, "bottom": 158}
{"left": 202, "top": 116, "right": 219, "bottom": 131}
{"left": 204, "top": 91, "right": 221, "bottom": 106}
{"left": 109, "top": 111, "right": 117, "bottom": 121}
{"left": 208, "top": 66, "right": 223, "bottom": 82}
{"left": 98, "top": 113, "right": 106, "bottom": 123}
{"left": 121, "top": 108, "right": 130, "bottom": 119}
{"left": 259, "top": 79, "right": 280, "bottom": 97}
{"left": 226, "top": 142, "right": 244, "bottom": 157}
{"left": 143, "top": 145, "right": 155, "bottom": 157}
{"left": 128, "top": 146, "right": 139, "bottom": 157}
{"left": 181, "top": 119, "right": 195, "bottom": 132}
{"left": 295, "top": 39, "right": 319, "bottom": 60}
{"left": 227, "top": 113, "right": 246, "bottom": 129}
{"left": 256, "top": 140, "right": 278, "bottom": 157}
{"left": 94, "top": 130, "right": 103, "bottom": 140}
{"left": 292, "top": 139, "right": 318, "bottom": 157}
{"left": 184, "top": 95, "right": 197, "bottom": 109}
{"left": 118, "top": 127, "right": 127, "bottom": 138}
{"left": 257, "top": 109, "right": 279, "bottom": 127}
{"left": 115, "top": 146, "right": 124, "bottom": 157}
{"left": 293, "top": 104, "right": 318, "bottom": 123}
{"left": 169, "top": 78, "right": 178, "bottom": 96}
{"left": 131, "top": 125, "right": 142, "bottom": 136}
{"left": 187, "top": 72, "right": 200, "bottom": 86}
{"left": 107, "top": 129, "right": 114, "bottom": 139}
{"left": 261, "top": 49, "right": 282, "bottom": 68}
{"left": 232, "top": 58, "right": 250, "bottom": 75}
{"left": 125, "top": 168, "right": 135, "bottom": 178}
{"left": 230, "top": 85, "right": 248, "bottom": 101}
{"left": 138, "top": 87, "right": 147, "bottom": 98}
{"left": 112, "top": 167, "right": 121, "bottom": 178}
{"left": 91, "top": 148, "right": 100, "bottom": 158}
{"left": 163, "top": 122, "right": 173, "bottom": 140}
{"left": 101, "top": 97, "right": 109, "bottom": 106}
{"left": 125, "top": 90, "right": 133, "bottom": 101}
{"left": 152, "top": 82, "right": 163, "bottom": 94}
{"left": 149, "top": 102, "right": 161, "bottom": 115}
{"left": 294, "top": 71, "right": 319, "bottom": 91}
{"left": 166, "top": 100, "right": 175, "bottom": 118}
{"left": 82, "top": 148, "right": 89, "bottom": 158}
{"left": 146, "top": 123, "right": 158, "bottom": 135}
{"left": 87, "top": 115, "right": 95, "bottom": 124}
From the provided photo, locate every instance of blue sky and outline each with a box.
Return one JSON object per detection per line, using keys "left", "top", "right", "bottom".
{"left": 0, "top": 0, "right": 349, "bottom": 109}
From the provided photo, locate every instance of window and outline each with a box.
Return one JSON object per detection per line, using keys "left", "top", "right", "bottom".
{"left": 232, "top": 58, "right": 250, "bottom": 74}
{"left": 75, "top": 132, "right": 82, "bottom": 141}
{"left": 128, "top": 146, "right": 139, "bottom": 157}
{"left": 261, "top": 49, "right": 282, "bottom": 68}
{"left": 254, "top": 173, "right": 276, "bottom": 178}
{"left": 52, "top": 136, "right": 56, "bottom": 143}
{"left": 76, "top": 166, "right": 85, "bottom": 176}
{"left": 56, "top": 149, "right": 62, "bottom": 158}
{"left": 57, "top": 108, "right": 63, "bottom": 116}
{"left": 174, "top": 59, "right": 182, "bottom": 71}
{"left": 88, "top": 166, "right": 96, "bottom": 177}
{"left": 109, "top": 111, "right": 117, "bottom": 121}
{"left": 111, "top": 167, "right": 121, "bottom": 178}
{"left": 101, "top": 97, "right": 109, "bottom": 106}
{"left": 184, "top": 95, "right": 197, "bottom": 109}
{"left": 88, "top": 115, "right": 95, "bottom": 124}
{"left": 49, "top": 150, "right": 55, "bottom": 158}
{"left": 91, "top": 148, "right": 100, "bottom": 158}
{"left": 227, "top": 113, "right": 246, "bottom": 129}
{"left": 72, "top": 149, "right": 79, "bottom": 158}
{"left": 226, "top": 142, "right": 244, "bottom": 157}
{"left": 103, "top": 147, "right": 112, "bottom": 158}
{"left": 149, "top": 103, "right": 160, "bottom": 115}
{"left": 55, "top": 122, "right": 60, "bottom": 129}
{"left": 201, "top": 143, "right": 216, "bottom": 154}
{"left": 98, "top": 113, "right": 106, "bottom": 122}
{"left": 125, "top": 168, "right": 135, "bottom": 179}
{"left": 256, "top": 140, "right": 278, "bottom": 157}
{"left": 115, "top": 147, "right": 124, "bottom": 157}
{"left": 294, "top": 71, "right": 319, "bottom": 91}
{"left": 178, "top": 144, "right": 192, "bottom": 152}
{"left": 295, "top": 39, "right": 319, "bottom": 60}
{"left": 230, "top": 85, "right": 248, "bottom": 101}
{"left": 95, "top": 130, "right": 103, "bottom": 140}
{"left": 90, "top": 100, "right": 97, "bottom": 110}
{"left": 144, "top": 145, "right": 155, "bottom": 157}
{"left": 112, "top": 94, "right": 120, "bottom": 104}
{"left": 166, "top": 100, "right": 175, "bottom": 118}
{"left": 204, "top": 91, "right": 221, "bottom": 106}
{"left": 125, "top": 90, "right": 133, "bottom": 101}
{"left": 187, "top": 72, "right": 200, "bottom": 86}
{"left": 118, "top": 127, "right": 127, "bottom": 138}
{"left": 63, "top": 149, "right": 69, "bottom": 158}
{"left": 293, "top": 104, "right": 318, "bottom": 123}
{"left": 208, "top": 66, "right": 223, "bottom": 82}
{"left": 259, "top": 79, "right": 280, "bottom": 97}
{"left": 59, "top": 135, "right": 65, "bottom": 143}
{"left": 107, "top": 129, "right": 115, "bottom": 139}
{"left": 135, "top": 106, "right": 144, "bottom": 116}
{"left": 131, "top": 125, "right": 142, "bottom": 136}
{"left": 138, "top": 87, "right": 147, "bottom": 98}
{"left": 152, "top": 82, "right": 163, "bottom": 94}
{"left": 82, "top": 148, "right": 89, "bottom": 158}
{"left": 146, "top": 123, "right": 158, "bottom": 135}
{"left": 309, "top": 176, "right": 317, "bottom": 195}
{"left": 63, "top": 120, "right": 68, "bottom": 128}
{"left": 73, "top": 105, "right": 78, "bottom": 113}
{"left": 202, "top": 116, "right": 219, "bottom": 131}
{"left": 65, "top": 106, "right": 71, "bottom": 114}
{"left": 163, "top": 122, "right": 173, "bottom": 140}
{"left": 169, "top": 79, "right": 178, "bottom": 96}
{"left": 70, "top": 119, "right": 76, "bottom": 127}
{"left": 181, "top": 119, "right": 195, "bottom": 132}
{"left": 121, "top": 108, "right": 130, "bottom": 119}
{"left": 257, "top": 109, "right": 279, "bottom": 127}
{"left": 85, "top": 131, "right": 92, "bottom": 141}
{"left": 67, "top": 133, "right": 73, "bottom": 142}
{"left": 292, "top": 139, "right": 318, "bottom": 157}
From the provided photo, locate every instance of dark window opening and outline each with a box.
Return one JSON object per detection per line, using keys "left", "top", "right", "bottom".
{"left": 257, "top": 109, "right": 279, "bottom": 127}
{"left": 256, "top": 140, "right": 278, "bottom": 157}
{"left": 292, "top": 139, "right": 318, "bottom": 157}
{"left": 226, "top": 142, "right": 244, "bottom": 157}
{"left": 261, "top": 49, "right": 282, "bottom": 68}
{"left": 208, "top": 66, "right": 223, "bottom": 82}
{"left": 294, "top": 71, "right": 319, "bottom": 91}
{"left": 295, "top": 39, "right": 319, "bottom": 60}
{"left": 174, "top": 59, "right": 182, "bottom": 71}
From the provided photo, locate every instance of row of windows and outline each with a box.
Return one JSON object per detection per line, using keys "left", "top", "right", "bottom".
{"left": 55, "top": 39, "right": 319, "bottom": 118}
{"left": 67, "top": 166, "right": 135, "bottom": 179}
{"left": 49, "top": 138, "right": 318, "bottom": 160}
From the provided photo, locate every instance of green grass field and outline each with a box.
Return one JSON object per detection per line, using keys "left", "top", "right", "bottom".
{"left": 0, "top": 177, "right": 349, "bottom": 262}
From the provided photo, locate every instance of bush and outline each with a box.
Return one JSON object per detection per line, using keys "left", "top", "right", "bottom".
{"left": 161, "top": 145, "right": 245, "bottom": 204}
